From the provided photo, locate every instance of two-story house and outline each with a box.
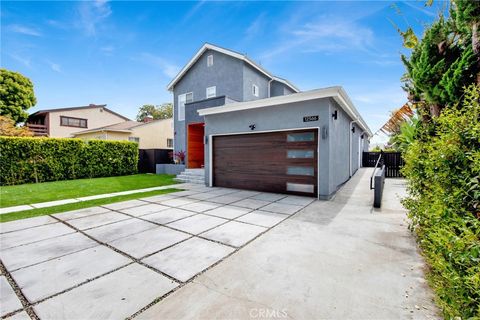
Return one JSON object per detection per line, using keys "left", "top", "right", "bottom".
{"left": 167, "top": 43, "right": 299, "bottom": 169}
{"left": 169, "top": 43, "right": 372, "bottom": 199}
{"left": 26, "top": 104, "right": 130, "bottom": 138}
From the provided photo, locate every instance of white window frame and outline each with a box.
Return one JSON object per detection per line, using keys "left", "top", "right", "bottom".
{"left": 207, "top": 54, "right": 213, "bottom": 67}
{"left": 206, "top": 86, "right": 216, "bottom": 99}
{"left": 252, "top": 84, "right": 259, "bottom": 97}
{"left": 177, "top": 92, "right": 193, "bottom": 121}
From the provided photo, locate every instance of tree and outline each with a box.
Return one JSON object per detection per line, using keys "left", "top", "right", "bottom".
{"left": 136, "top": 103, "right": 173, "bottom": 122}
{"left": 0, "top": 115, "right": 33, "bottom": 137}
{"left": 0, "top": 69, "right": 37, "bottom": 124}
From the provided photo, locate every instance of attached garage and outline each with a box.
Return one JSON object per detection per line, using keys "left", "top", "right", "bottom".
{"left": 213, "top": 129, "right": 318, "bottom": 196}
{"left": 199, "top": 87, "right": 372, "bottom": 199}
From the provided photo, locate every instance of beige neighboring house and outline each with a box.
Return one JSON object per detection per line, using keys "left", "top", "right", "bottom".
{"left": 26, "top": 104, "right": 130, "bottom": 138}
{"left": 71, "top": 118, "right": 174, "bottom": 149}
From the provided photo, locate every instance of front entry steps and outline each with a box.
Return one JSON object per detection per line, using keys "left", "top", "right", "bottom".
{"left": 174, "top": 168, "right": 205, "bottom": 184}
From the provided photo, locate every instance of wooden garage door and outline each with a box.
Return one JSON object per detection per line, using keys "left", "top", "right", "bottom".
{"left": 213, "top": 129, "right": 318, "bottom": 196}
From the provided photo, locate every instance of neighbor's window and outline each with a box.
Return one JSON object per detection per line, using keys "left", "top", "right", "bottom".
{"left": 167, "top": 138, "right": 173, "bottom": 148}
{"left": 206, "top": 86, "right": 216, "bottom": 98}
{"left": 60, "top": 116, "right": 87, "bottom": 128}
{"left": 128, "top": 137, "right": 140, "bottom": 143}
{"left": 178, "top": 92, "right": 193, "bottom": 121}
{"left": 207, "top": 54, "right": 213, "bottom": 67}
{"left": 252, "top": 84, "right": 259, "bottom": 97}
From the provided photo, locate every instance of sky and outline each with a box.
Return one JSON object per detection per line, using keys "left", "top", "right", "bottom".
{"left": 1, "top": 1, "right": 446, "bottom": 144}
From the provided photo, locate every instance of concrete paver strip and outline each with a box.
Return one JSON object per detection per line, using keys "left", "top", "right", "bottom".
{"left": 179, "top": 201, "right": 222, "bottom": 213}
{"left": 102, "top": 199, "right": 148, "bottom": 210}
{"left": 0, "top": 205, "right": 33, "bottom": 215}
{"left": 4, "top": 311, "right": 31, "bottom": 320}
{"left": 75, "top": 194, "right": 115, "bottom": 201}
{"left": 140, "top": 194, "right": 177, "bottom": 202}
{"left": 142, "top": 237, "right": 235, "bottom": 282}
{"left": 141, "top": 208, "right": 196, "bottom": 224}
{"left": 230, "top": 198, "right": 272, "bottom": 210}
{"left": 52, "top": 206, "right": 111, "bottom": 221}
{"left": 200, "top": 221, "right": 267, "bottom": 247}
{"left": 118, "top": 203, "right": 170, "bottom": 217}
{"left": 166, "top": 214, "right": 227, "bottom": 234}
{"left": 66, "top": 211, "right": 131, "bottom": 230}
{"left": 185, "top": 192, "right": 218, "bottom": 200}
{"left": 30, "top": 199, "right": 80, "bottom": 209}
{"left": 277, "top": 195, "right": 316, "bottom": 206}
{"left": 0, "top": 216, "right": 57, "bottom": 234}
{"left": 250, "top": 192, "right": 287, "bottom": 202}
{"left": 236, "top": 210, "right": 288, "bottom": 228}
{"left": 33, "top": 264, "right": 178, "bottom": 319}
{"left": 109, "top": 227, "right": 191, "bottom": 259}
{"left": 204, "top": 205, "right": 251, "bottom": 219}
{"left": 84, "top": 219, "right": 157, "bottom": 243}
{"left": 208, "top": 195, "right": 245, "bottom": 204}
{"left": 159, "top": 198, "right": 198, "bottom": 207}
{"left": 11, "top": 246, "right": 130, "bottom": 303}
{"left": 0, "top": 233, "right": 97, "bottom": 271}
{"left": 0, "top": 276, "right": 23, "bottom": 317}
{"left": 260, "top": 202, "right": 304, "bottom": 215}
{"left": 0, "top": 223, "right": 75, "bottom": 250}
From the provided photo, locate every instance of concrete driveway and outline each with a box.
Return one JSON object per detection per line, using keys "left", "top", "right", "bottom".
{"left": 0, "top": 185, "right": 314, "bottom": 319}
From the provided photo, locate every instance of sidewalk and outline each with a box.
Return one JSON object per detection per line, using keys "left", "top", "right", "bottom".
{"left": 0, "top": 184, "right": 185, "bottom": 215}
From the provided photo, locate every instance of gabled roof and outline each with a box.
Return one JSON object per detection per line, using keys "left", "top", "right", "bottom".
{"left": 71, "top": 118, "right": 171, "bottom": 135}
{"left": 167, "top": 43, "right": 300, "bottom": 93}
{"left": 198, "top": 86, "right": 373, "bottom": 137}
{"left": 28, "top": 104, "right": 130, "bottom": 121}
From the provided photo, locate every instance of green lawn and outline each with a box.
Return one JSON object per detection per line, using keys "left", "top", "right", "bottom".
{"left": 0, "top": 174, "right": 178, "bottom": 208}
{"left": 0, "top": 188, "right": 182, "bottom": 223}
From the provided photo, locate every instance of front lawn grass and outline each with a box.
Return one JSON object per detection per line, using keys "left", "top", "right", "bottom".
{"left": 0, "top": 174, "right": 177, "bottom": 208}
{"left": 0, "top": 188, "right": 182, "bottom": 223}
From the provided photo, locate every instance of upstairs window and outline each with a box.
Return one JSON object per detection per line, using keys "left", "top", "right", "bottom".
{"left": 207, "top": 54, "right": 213, "bottom": 67}
{"left": 178, "top": 92, "right": 193, "bottom": 121}
{"left": 60, "top": 116, "right": 87, "bottom": 128}
{"left": 252, "top": 84, "right": 259, "bottom": 97}
{"left": 206, "top": 86, "right": 216, "bottom": 98}
{"left": 167, "top": 138, "right": 173, "bottom": 148}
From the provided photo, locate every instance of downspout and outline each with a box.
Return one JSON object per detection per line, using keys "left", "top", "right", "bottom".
{"left": 349, "top": 120, "right": 358, "bottom": 177}
{"left": 268, "top": 79, "right": 274, "bottom": 98}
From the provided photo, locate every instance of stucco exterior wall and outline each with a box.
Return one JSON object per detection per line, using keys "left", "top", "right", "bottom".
{"left": 270, "top": 81, "right": 295, "bottom": 97}
{"left": 131, "top": 119, "right": 173, "bottom": 149}
{"left": 48, "top": 108, "right": 127, "bottom": 138}
{"left": 242, "top": 63, "right": 269, "bottom": 101}
{"left": 173, "top": 50, "right": 243, "bottom": 155}
{"left": 75, "top": 131, "right": 130, "bottom": 141}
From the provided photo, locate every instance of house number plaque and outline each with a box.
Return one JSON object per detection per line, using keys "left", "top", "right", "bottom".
{"left": 303, "top": 115, "right": 319, "bottom": 122}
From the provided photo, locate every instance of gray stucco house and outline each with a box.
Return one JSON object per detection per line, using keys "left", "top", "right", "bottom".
{"left": 168, "top": 43, "right": 371, "bottom": 199}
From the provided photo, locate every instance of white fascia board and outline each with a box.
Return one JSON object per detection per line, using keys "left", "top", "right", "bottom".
{"left": 166, "top": 43, "right": 299, "bottom": 93}
{"left": 198, "top": 86, "right": 372, "bottom": 137}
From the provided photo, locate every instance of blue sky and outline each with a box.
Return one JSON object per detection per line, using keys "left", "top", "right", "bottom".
{"left": 1, "top": 1, "right": 445, "bottom": 142}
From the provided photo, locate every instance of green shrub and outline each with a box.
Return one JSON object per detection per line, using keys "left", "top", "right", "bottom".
{"left": 402, "top": 85, "right": 480, "bottom": 319}
{"left": 0, "top": 137, "right": 138, "bottom": 185}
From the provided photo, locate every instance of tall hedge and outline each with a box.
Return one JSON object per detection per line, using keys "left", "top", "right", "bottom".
{"left": 0, "top": 137, "right": 138, "bottom": 185}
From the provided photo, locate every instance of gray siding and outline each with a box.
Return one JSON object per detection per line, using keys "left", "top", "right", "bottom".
{"left": 242, "top": 63, "right": 269, "bottom": 101}
{"left": 173, "top": 50, "right": 243, "bottom": 154}
{"left": 270, "top": 80, "right": 295, "bottom": 97}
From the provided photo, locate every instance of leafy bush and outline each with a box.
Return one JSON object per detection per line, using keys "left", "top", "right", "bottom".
{"left": 0, "top": 137, "right": 138, "bottom": 185}
{"left": 402, "top": 85, "right": 480, "bottom": 319}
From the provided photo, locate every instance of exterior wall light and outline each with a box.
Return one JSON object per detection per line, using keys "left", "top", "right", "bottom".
{"left": 351, "top": 126, "right": 355, "bottom": 133}
{"left": 332, "top": 110, "right": 338, "bottom": 120}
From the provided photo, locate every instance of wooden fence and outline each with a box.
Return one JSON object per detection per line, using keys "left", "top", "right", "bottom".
{"left": 362, "top": 151, "right": 404, "bottom": 178}
{"left": 138, "top": 149, "right": 173, "bottom": 173}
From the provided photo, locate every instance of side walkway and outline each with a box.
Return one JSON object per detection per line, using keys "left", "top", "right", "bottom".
{"left": 137, "top": 168, "right": 439, "bottom": 319}
{"left": 0, "top": 184, "right": 186, "bottom": 215}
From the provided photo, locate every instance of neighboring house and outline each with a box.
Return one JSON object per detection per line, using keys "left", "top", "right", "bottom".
{"left": 71, "top": 118, "right": 173, "bottom": 149}
{"left": 169, "top": 43, "right": 372, "bottom": 199}
{"left": 167, "top": 43, "right": 299, "bottom": 168}
{"left": 26, "top": 104, "right": 130, "bottom": 138}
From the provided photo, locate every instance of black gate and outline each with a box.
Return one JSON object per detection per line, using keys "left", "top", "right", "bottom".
{"left": 362, "top": 151, "right": 404, "bottom": 178}
{"left": 138, "top": 149, "right": 173, "bottom": 173}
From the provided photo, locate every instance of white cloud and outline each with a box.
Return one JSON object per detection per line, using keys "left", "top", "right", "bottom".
{"left": 245, "top": 13, "right": 266, "bottom": 40}
{"left": 77, "top": 0, "right": 112, "bottom": 36}
{"left": 182, "top": 0, "right": 206, "bottom": 23}
{"left": 9, "top": 24, "right": 42, "bottom": 37}
{"left": 137, "top": 53, "right": 179, "bottom": 78}
{"left": 100, "top": 45, "right": 115, "bottom": 55}
{"left": 261, "top": 18, "right": 374, "bottom": 60}
{"left": 9, "top": 53, "right": 31, "bottom": 67}
{"left": 46, "top": 60, "right": 62, "bottom": 73}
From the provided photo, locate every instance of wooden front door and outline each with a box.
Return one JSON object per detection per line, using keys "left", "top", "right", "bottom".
{"left": 212, "top": 129, "right": 318, "bottom": 196}
{"left": 187, "top": 123, "right": 205, "bottom": 168}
